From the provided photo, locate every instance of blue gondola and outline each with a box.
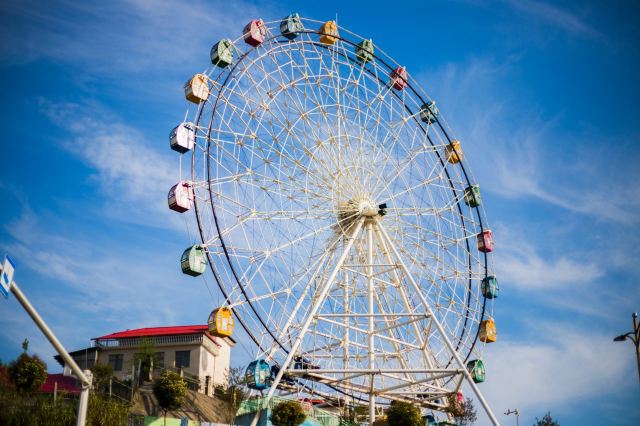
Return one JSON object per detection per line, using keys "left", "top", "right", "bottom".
{"left": 246, "top": 360, "right": 270, "bottom": 390}
{"left": 280, "top": 13, "right": 304, "bottom": 40}
{"left": 420, "top": 101, "right": 439, "bottom": 124}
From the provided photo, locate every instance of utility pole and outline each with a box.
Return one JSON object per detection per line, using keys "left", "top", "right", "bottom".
{"left": 1, "top": 256, "right": 92, "bottom": 426}
{"left": 613, "top": 312, "right": 640, "bottom": 383}
{"left": 504, "top": 409, "right": 520, "bottom": 426}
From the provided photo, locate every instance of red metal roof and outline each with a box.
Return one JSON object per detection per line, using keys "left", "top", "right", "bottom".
{"left": 93, "top": 325, "right": 209, "bottom": 340}
{"left": 39, "top": 373, "right": 80, "bottom": 394}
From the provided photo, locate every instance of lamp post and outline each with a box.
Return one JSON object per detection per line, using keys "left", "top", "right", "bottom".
{"left": 504, "top": 409, "right": 520, "bottom": 426}
{"left": 613, "top": 312, "right": 640, "bottom": 383}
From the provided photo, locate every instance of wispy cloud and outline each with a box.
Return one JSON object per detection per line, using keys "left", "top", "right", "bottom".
{"left": 39, "top": 99, "right": 182, "bottom": 229}
{"left": 475, "top": 321, "right": 638, "bottom": 424}
{"left": 502, "top": 0, "right": 601, "bottom": 39}
{"left": 420, "top": 57, "right": 640, "bottom": 225}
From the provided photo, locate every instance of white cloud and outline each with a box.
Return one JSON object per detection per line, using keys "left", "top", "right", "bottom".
{"left": 502, "top": 0, "right": 601, "bottom": 39}
{"left": 469, "top": 321, "right": 637, "bottom": 425}
{"left": 420, "top": 57, "right": 640, "bottom": 225}
{"left": 39, "top": 99, "right": 181, "bottom": 229}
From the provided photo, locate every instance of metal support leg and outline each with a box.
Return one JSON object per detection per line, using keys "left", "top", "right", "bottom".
{"left": 249, "top": 219, "right": 365, "bottom": 426}
{"left": 366, "top": 221, "right": 376, "bottom": 425}
{"left": 376, "top": 221, "right": 500, "bottom": 426}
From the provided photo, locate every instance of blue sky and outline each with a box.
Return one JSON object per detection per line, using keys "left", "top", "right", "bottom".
{"left": 1, "top": 0, "right": 639, "bottom": 424}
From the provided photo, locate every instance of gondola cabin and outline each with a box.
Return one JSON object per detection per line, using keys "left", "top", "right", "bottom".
{"left": 390, "top": 66, "right": 408, "bottom": 90}
{"left": 356, "top": 39, "right": 374, "bottom": 63}
{"left": 425, "top": 414, "right": 436, "bottom": 426}
{"left": 184, "top": 74, "right": 210, "bottom": 104}
{"left": 479, "top": 318, "right": 497, "bottom": 343}
{"left": 456, "top": 391, "right": 464, "bottom": 404}
{"left": 246, "top": 360, "right": 270, "bottom": 390}
{"left": 466, "top": 359, "right": 485, "bottom": 383}
{"left": 445, "top": 140, "right": 463, "bottom": 164}
{"left": 319, "top": 20, "right": 339, "bottom": 45}
{"left": 280, "top": 13, "right": 303, "bottom": 40}
{"left": 181, "top": 245, "right": 207, "bottom": 276}
{"left": 463, "top": 184, "right": 482, "bottom": 208}
{"left": 243, "top": 19, "right": 266, "bottom": 47}
{"left": 481, "top": 276, "right": 499, "bottom": 299}
{"left": 208, "top": 306, "right": 235, "bottom": 337}
{"left": 419, "top": 101, "right": 439, "bottom": 124}
{"left": 210, "top": 39, "right": 234, "bottom": 68}
{"left": 168, "top": 181, "right": 193, "bottom": 213}
{"left": 169, "top": 122, "right": 195, "bottom": 153}
{"left": 477, "top": 230, "right": 494, "bottom": 253}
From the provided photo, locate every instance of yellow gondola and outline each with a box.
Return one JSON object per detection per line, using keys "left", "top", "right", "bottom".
{"left": 445, "top": 140, "right": 463, "bottom": 164}
{"left": 319, "top": 21, "right": 339, "bottom": 45}
{"left": 208, "top": 307, "right": 235, "bottom": 338}
{"left": 479, "top": 318, "right": 497, "bottom": 343}
{"left": 184, "top": 74, "right": 210, "bottom": 104}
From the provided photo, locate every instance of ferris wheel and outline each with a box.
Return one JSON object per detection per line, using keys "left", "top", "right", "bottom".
{"left": 168, "top": 14, "right": 500, "bottom": 425}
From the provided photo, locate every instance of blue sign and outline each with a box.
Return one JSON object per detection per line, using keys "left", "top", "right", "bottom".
{"left": 1, "top": 255, "right": 15, "bottom": 299}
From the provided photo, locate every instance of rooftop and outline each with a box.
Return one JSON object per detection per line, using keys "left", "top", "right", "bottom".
{"left": 93, "top": 325, "right": 209, "bottom": 340}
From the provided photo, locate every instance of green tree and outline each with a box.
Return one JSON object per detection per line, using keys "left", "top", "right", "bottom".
{"left": 534, "top": 412, "right": 560, "bottom": 426}
{"left": 91, "top": 364, "right": 114, "bottom": 394}
{"left": 215, "top": 366, "right": 247, "bottom": 425}
{"left": 9, "top": 352, "right": 47, "bottom": 394}
{"left": 456, "top": 398, "right": 477, "bottom": 426}
{"left": 270, "top": 400, "right": 307, "bottom": 426}
{"left": 386, "top": 400, "right": 422, "bottom": 426}
{"left": 153, "top": 370, "right": 187, "bottom": 426}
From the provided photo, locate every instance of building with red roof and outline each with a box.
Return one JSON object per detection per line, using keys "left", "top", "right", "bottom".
{"left": 55, "top": 325, "right": 234, "bottom": 397}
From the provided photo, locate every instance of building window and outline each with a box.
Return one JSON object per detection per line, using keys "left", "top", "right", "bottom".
{"left": 155, "top": 352, "right": 165, "bottom": 369}
{"left": 175, "top": 350, "right": 190, "bottom": 368}
{"left": 108, "top": 354, "right": 123, "bottom": 372}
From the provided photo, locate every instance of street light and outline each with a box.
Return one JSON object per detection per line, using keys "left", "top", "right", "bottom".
{"left": 504, "top": 409, "right": 520, "bottom": 426}
{"left": 613, "top": 312, "right": 640, "bottom": 383}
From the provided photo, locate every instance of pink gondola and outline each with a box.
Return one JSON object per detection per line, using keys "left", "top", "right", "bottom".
{"left": 243, "top": 19, "right": 266, "bottom": 47}
{"left": 168, "top": 181, "right": 194, "bottom": 213}
{"left": 477, "top": 229, "right": 494, "bottom": 253}
{"left": 390, "top": 66, "right": 408, "bottom": 90}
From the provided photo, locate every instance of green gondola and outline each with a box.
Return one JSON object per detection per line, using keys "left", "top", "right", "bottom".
{"left": 466, "top": 359, "right": 486, "bottom": 383}
{"left": 210, "top": 39, "right": 234, "bottom": 68}
{"left": 464, "top": 184, "right": 482, "bottom": 207}
{"left": 181, "top": 245, "right": 207, "bottom": 276}
{"left": 356, "top": 39, "right": 374, "bottom": 63}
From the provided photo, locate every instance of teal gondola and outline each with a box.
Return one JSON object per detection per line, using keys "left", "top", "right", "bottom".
{"left": 481, "top": 276, "right": 499, "bottom": 299}
{"left": 246, "top": 360, "right": 270, "bottom": 390}
{"left": 280, "top": 13, "right": 304, "bottom": 40}
{"left": 463, "top": 184, "right": 482, "bottom": 208}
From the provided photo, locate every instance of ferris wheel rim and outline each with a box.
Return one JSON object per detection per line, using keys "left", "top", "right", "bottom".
{"left": 194, "top": 31, "right": 490, "bottom": 360}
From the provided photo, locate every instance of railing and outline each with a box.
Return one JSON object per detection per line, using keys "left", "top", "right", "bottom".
{"left": 238, "top": 396, "right": 342, "bottom": 426}
{"left": 95, "top": 334, "right": 204, "bottom": 348}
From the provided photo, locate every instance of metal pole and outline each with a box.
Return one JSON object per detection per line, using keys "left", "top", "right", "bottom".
{"left": 9, "top": 281, "right": 91, "bottom": 426}
{"left": 366, "top": 221, "right": 375, "bottom": 425}
{"left": 633, "top": 313, "right": 640, "bottom": 384}
{"left": 376, "top": 222, "right": 500, "bottom": 426}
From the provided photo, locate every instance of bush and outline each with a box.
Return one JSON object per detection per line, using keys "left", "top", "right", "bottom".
{"left": 386, "top": 401, "right": 422, "bottom": 426}
{"left": 9, "top": 353, "right": 47, "bottom": 394}
{"left": 270, "top": 400, "right": 307, "bottom": 426}
{"left": 534, "top": 412, "right": 560, "bottom": 426}
{"left": 153, "top": 371, "right": 186, "bottom": 417}
{"left": 87, "top": 393, "right": 129, "bottom": 426}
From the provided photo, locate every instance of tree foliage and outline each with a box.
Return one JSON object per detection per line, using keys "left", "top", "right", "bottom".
{"left": 456, "top": 398, "right": 477, "bottom": 426}
{"left": 91, "top": 363, "right": 114, "bottom": 393}
{"left": 386, "top": 400, "right": 423, "bottom": 426}
{"left": 215, "top": 367, "right": 247, "bottom": 425}
{"left": 9, "top": 352, "right": 47, "bottom": 394}
{"left": 270, "top": 400, "right": 307, "bottom": 426}
{"left": 534, "top": 412, "right": 560, "bottom": 426}
{"left": 153, "top": 370, "right": 187, "bottom": 417}
{"left": 87, "top": 393, "right": 130, "bottom": 426}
